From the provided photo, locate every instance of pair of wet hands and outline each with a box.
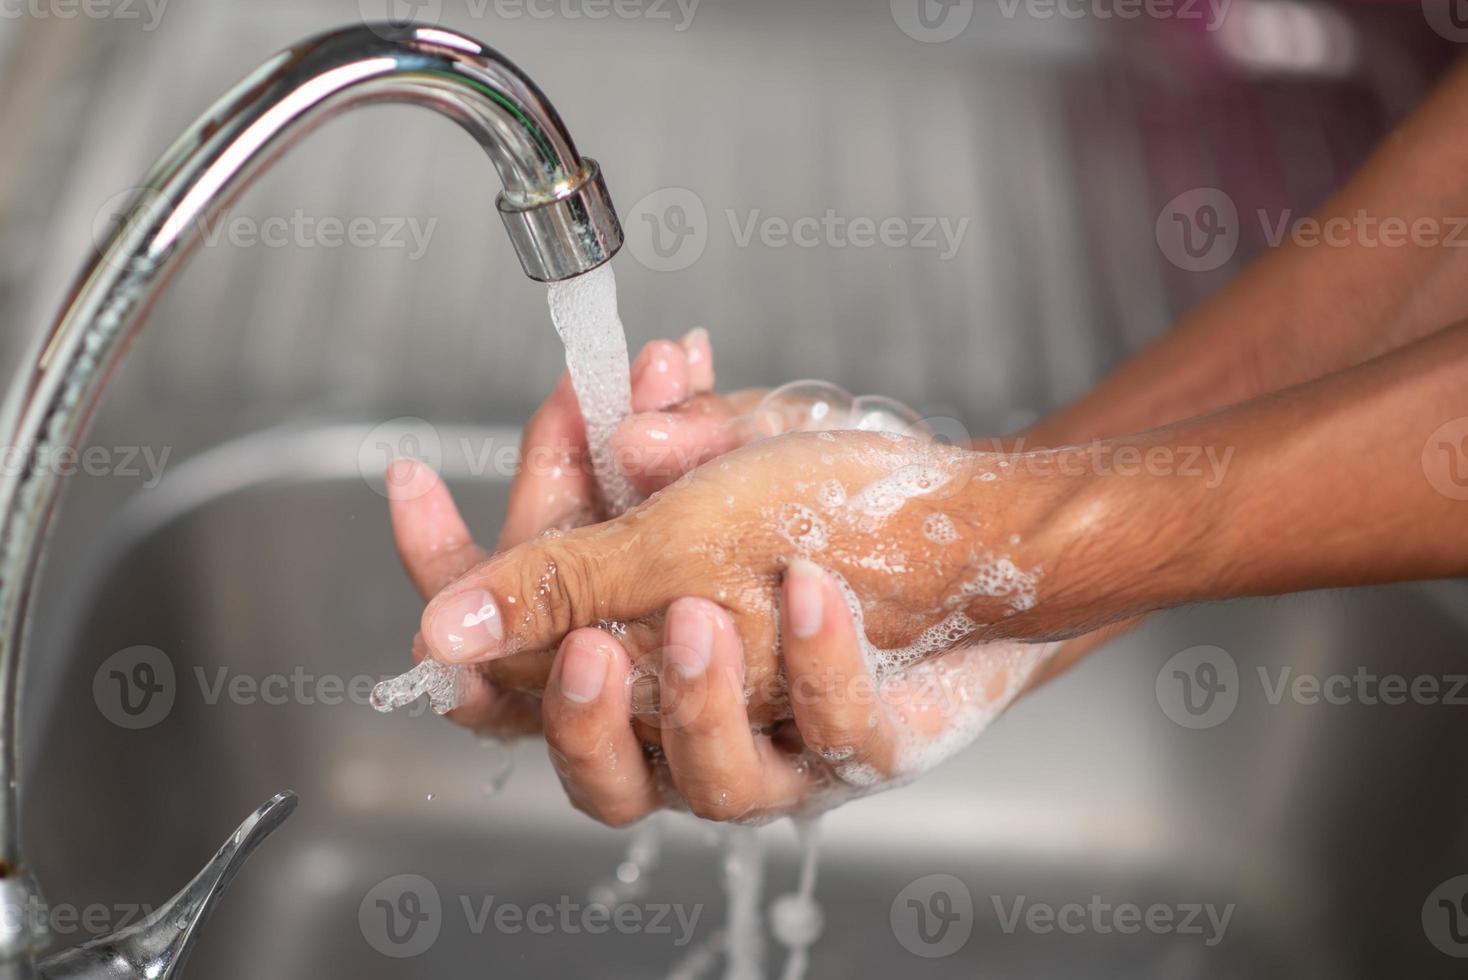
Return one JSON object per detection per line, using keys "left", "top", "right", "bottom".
{"left": 386, "top": 331, "right": 1070, "bottom": 825}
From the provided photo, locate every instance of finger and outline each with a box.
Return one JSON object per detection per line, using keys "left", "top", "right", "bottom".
{"left": 387, "top": 458, "right": 488, "bottom": 600}
{"left": 680, "top": 328, "right": 715, "bottom": 394}
{"left": 498, "top": 374, "right": 596, "bottom": 549}
{"left": 782, "top": 559, "right": 900, "bottom": 782}
{"left": 420, "top": 516, "right": 665, "bottom": 665}
{"left": 612, "top": 402, "right": 747, "bottom": 494}
{"left": 630, "top": 339, "right": 690, "bottom": 413}
{"left": 660, "top": 598, "right": 808, "bottom": 821}
{"left": 543, "top": 628, "right": 660, "bottom": 827}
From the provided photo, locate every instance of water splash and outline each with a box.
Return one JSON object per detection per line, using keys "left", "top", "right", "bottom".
{"left": 369, "top": 656, "right": 467, "bottom": 715}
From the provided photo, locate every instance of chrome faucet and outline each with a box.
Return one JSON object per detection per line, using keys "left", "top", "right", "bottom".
{"left": 0, "top": 22, "right": 623, "bottom": 978}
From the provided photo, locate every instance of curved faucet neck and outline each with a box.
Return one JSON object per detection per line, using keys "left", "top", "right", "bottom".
{"left": 0, "top": 22, "right": 621, "bottom": 970}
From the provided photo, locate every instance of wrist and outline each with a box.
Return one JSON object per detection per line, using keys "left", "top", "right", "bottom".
{"left": 992, "top": 437, "right": 1225, "bottom": 640}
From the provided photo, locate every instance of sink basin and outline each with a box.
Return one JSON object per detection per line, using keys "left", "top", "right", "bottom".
{"left": 19, "top": 424, "right": 1468, "bottom": 978}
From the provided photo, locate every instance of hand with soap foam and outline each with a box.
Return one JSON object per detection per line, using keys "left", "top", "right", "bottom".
{"left": 411, "top": 416, "right": 1097, "bottom": 728}
{"left": 384, "top": 330, "right": 720, "bottom": 736}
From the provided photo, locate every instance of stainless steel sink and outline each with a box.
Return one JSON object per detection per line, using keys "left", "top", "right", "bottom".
{"left": 18, "top": 424, "right": 1468, "bottom": 978}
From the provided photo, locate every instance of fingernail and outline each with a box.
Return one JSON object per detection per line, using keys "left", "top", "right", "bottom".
{"left": 427, "top": 589, "right": 503, "bottom": 661}
{"left": 560, "top": 634, "right": 609, "bottom": 704}
{"left": 384, "top": 457, "right": 435, "bottom": 502}
{"left": 680, "top": 327, "right": 710, "bottom": 366}
{"left": 787, "top": 558, "right": 826, "bottom": 639}
{"left": 665, "top": 599, "right": 714, "bottom": 679}
{"left": 623, "top": 413, "right": 677, "bottom": 446}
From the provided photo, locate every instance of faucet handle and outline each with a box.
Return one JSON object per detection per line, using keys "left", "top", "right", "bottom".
{"left": 36, "top": 792, "right": 298, "bottom": 980}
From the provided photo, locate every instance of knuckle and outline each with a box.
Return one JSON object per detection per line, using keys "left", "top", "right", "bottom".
{"left": 536, "top": 539, "right": 603, "bottom": 632}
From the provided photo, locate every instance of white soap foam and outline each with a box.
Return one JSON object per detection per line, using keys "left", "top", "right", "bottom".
{"left": 922, "top": 512, "right": 959, "bottom": 545}
{"left": 848, "top": 464, "right": 951, "bottom": 520}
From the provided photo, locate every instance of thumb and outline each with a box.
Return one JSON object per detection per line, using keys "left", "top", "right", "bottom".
{"left": 419, "top": 516, "right": 670, "bottom": 665}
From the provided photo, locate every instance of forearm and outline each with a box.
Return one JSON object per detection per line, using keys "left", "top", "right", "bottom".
{"left": 1025, "top": 322, "right": 1468, "bottom": 640}
{"left": 1029, "top": 57, "right": 1468, "bottom": 446}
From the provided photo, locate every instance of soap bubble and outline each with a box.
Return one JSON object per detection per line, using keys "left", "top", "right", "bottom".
{"left": 751, "top": 381, "right": 854, "bottom": 438}
{"left": 850, "top": 395, "right": 927, "bottom": 437}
